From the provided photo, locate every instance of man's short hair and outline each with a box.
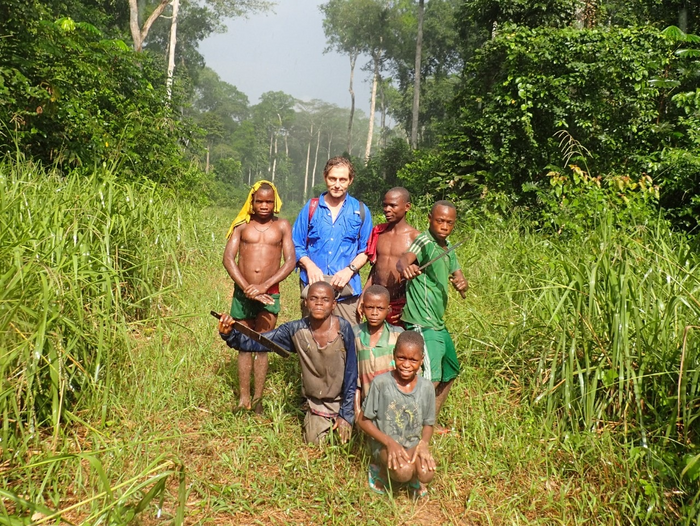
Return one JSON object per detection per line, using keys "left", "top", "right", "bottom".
{"left": 395, "top": 331, "right": 425, "bottom": 355}
{"left": 431, "top": 200, "right": 456, "bottom": 214}
{"left": 386, "top": 187, "right": 411, "bottom": 204}
{"left": 307, "top": 280, "right": 335, "bottom": 297}
{"left": 364, "top": 284, "right": 390, "bottom": 303}
{"left": 323, "top": 156, "right": 355, "bottom": 181}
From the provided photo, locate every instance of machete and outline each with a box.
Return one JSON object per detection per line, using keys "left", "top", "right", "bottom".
{"left": 410, "top": 239, "right": 467, "bottom": 299}
{"left": 417, "top": 239, "right": 465, "bottom": 272}
{"left": 210, "top": 311, "right": 290, "bottom": 358}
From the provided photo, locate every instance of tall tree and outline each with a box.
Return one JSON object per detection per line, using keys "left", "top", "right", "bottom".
{"left": 321, "top": 0, "right": 367, "bottom": 154}
{"left": 410, "top": 0, "right": 424, "bottom": 149}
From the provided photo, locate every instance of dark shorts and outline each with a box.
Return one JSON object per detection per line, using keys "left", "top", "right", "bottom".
{"left": 406, "top": 325, "right": 460, "bottom": 383}
{"left": 230, "top": 285, "right": 281, "bottom": 321}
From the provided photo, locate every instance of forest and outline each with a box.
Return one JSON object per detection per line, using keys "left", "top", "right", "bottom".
{"left": 2, "top": 0, "right": 700, "bottom": 524}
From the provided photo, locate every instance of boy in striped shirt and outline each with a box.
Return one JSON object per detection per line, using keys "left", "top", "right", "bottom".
{"left": 353, "top": 285, "right": 403, "bottom": 416}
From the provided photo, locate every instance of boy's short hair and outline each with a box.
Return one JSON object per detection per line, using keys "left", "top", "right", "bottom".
{"left": 256, "top": 182, "right": 273, "bottom": 193}
{"left": 431, "top": 200, "right": 456, "bottom": 213}
{"left": 364, "top": 284, "right": 390, "bottom": 303}
{"left": 387, "top": 187, "right": 411, "bottom": 204}
{"left": 395, "top": 331, "right": 425, "bottom": 355}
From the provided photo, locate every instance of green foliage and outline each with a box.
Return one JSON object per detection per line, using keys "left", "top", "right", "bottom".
{"left": 352, "top": 138, "right": 415, "bottom": 206}
{"left": 402, "top": 24, "right": 700, "bottom": 224}
{"left": 0, "top": 6, "right": 203, "bottom": 186}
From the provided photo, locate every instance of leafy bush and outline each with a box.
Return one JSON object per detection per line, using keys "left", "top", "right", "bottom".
{"left": 401, "top": 24, "right": 700, "bottom": 224}
{"left": 0, "top": 3, "right": 203, "bottom": 186}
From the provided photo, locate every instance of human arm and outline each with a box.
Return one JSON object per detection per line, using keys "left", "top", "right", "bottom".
{"left": 410, "top": 425, "right": 436, "bottom": 472}
{"left": 330, "top": 201, "right": 373, "bottom": 290}
{"left": 218, "top": 314, "right": 299, "bottom": 354}
{"left": 397, "top": 251, "right": 420, "bottom": 280}
{"left": 223, "top": 225, "right": 250, "bottom": 290}
{"left": 292, "top": 201, "right": 324, "bottom": 284}
{"left": 337, "top": 318, "right": 359, "bottom": 426}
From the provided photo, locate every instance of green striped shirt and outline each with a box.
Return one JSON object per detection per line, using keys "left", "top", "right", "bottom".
{"left": 401, "top": 231, "right": 460, "bottom": 331}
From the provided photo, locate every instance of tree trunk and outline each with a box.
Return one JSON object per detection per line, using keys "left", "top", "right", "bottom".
{"left": 165, "top": 0, "right": 179, "bottom": 100}
{"left": 347, "top": 51, "right": 358, "bottom": 155}
{"left": 312, "top": 128, "right": 321, "bottom": 191}
{"left": 380, "top": 81, "right": 387, "bottom": 151}
{"left": 128, "top": 0, "right": 169, "bottom": 51}
{"left": 410, "top": 0, "right": 424, "bottom": 149}
{"left": 268, "top": 132, "right": 274, "bottom": 174}
{"left": 304, "top": 126, "right": 313, "bottom": 199}
{"left": 272, "top": 134, "right": 278, "bottom": 181}
{"left": 364, "top": 45, "right": 382, "bottom": 163}
{"left": 205, "top": 145, "right": 210, "bottom": 174}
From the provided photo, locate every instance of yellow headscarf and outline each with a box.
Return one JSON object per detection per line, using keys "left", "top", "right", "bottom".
{"left": 226, "top": 180, "right": 283, "bottom": 239}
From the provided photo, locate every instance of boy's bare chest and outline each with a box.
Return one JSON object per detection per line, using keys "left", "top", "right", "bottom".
{"left": 377, "top": 231, "right": 414, "bottom": 259}
{"left": 240, "top": 223, "right": 282, "bottom": 245}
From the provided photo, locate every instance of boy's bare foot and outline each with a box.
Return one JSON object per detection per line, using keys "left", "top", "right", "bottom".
{"left": 408, "top": 480, "right": 428, "bottom": 499}
{"left": 252, "top": 398, "right": 264, "bottom": 415}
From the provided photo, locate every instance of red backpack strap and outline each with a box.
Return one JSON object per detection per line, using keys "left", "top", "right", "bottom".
{"left": 306, "top": 198, "right": 319, "bottom": 247}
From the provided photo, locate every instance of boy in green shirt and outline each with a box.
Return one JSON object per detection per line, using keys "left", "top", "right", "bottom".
{"left": 397, "top": 200, "right": 468, "bottom": 433}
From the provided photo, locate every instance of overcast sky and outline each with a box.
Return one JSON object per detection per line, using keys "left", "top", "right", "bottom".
{"left": 198, "top": 1, "right": 373, "bottom": 114}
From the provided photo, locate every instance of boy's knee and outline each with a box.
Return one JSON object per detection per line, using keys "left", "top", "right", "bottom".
{"left": 388, "top": 464, "right": 414, "bottom": 484}
{"left": 416, "top": 465, "right": 435, "bottom": 484}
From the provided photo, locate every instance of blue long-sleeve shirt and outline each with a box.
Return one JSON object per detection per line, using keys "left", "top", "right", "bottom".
{"left": 292, "top": 193, "right": 373, "bottom": 296}
{"left": 220, "top": 317, "right": 358, "bottom": 424}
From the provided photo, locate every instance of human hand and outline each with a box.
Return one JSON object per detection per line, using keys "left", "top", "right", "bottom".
{"left": 305, "top": 262, "right": 324, "bottom": 284}
{"left": 217, "top": 313, "right": 235, "bottom": 335}
{"left": 401, "top": 263, "right": 421, "bottom": 281}
{"left": 255, "top": 294, "right": 275, "bottom": 305}
{"left": 331, "top": 267, "right": 354, "bottom": 291}
{"left": 243, "top": 283, "right": 261, "bottom": 299}
{"left": 411, "top": 440, "right": 436, "bottom": 473}
{"left": 333, "top": 417, "right": 352, "bottom": 443}
{"left": 386, "top": 439, "right": 412, "bottom": 470}
{"left": 449, "top": 273, "right": 468, "bottom": 299}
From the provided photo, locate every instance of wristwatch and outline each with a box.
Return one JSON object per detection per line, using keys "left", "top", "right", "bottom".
{"left": 348, "top": 263, "right": 359, "bottom": 273}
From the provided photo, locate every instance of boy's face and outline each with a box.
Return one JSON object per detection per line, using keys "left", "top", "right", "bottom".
{"left": 428, "top": 205, "right": 456, "bottom": 243}
{"left": 361, "top": 293, "right": 389, "bottom": 328}
{"left": 305, "top": 283, "right": 336, "bottom": 321}
{"left": 382, "top": 191, "right": 410, "bottom": 224}
{"left": 324, "top": 165, "right": 352, "bottom": 200}
{"left": 394, "top": 343, "right": 423, "bottom": 382}
{"left": 252, "top": 188, "right": 275, "bottom": 219}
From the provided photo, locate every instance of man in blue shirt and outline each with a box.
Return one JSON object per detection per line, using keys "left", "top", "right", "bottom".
{"left": 292, "top": 156, "right": 373, "bottom": 323}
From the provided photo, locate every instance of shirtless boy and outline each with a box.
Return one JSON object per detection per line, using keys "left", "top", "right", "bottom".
{"left": 217, "top": 281, "right": 357, "bottom": 445}
{"left": 362, "top": 188, "right": 419, "bottom": 325}
{"left": 223, "top": 181, "right": 296, "bottom": 413}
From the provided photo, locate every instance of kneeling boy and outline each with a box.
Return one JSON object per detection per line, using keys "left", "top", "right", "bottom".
{"left": 218, "top": 281, "right": 357, "bottom": 445}
{"left": 357, "top": 331, "right": 436, "bottom": 498}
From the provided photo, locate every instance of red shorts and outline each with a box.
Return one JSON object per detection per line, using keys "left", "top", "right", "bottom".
{"left": 387, "top": 296, "right": 406, "bottom": 327}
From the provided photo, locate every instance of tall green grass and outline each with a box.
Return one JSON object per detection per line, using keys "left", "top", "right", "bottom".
{"left": 0, "top": 159, "right": 203, "bottom": 523}
{"left": 454, "top": 211, "right": 700, "bottom": 520}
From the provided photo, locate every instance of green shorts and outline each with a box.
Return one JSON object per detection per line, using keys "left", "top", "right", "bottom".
{"left": 406, "top": 325, "right": 460, "bottom": 383}
{"left": 230, "top": 285, "right": 281, "bottom": 320}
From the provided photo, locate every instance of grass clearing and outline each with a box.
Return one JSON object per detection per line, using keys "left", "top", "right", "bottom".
{"left": 2, "top": 185, "right": 695, "bottom": 524}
